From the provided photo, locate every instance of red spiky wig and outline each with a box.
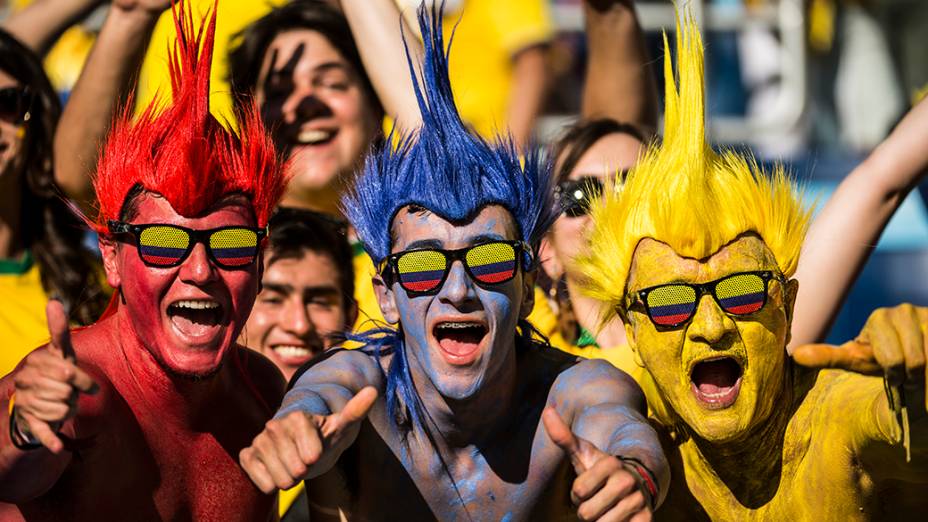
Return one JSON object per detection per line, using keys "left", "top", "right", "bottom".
{"left": 92, "top": 0, "right": 286, "bottom": 233}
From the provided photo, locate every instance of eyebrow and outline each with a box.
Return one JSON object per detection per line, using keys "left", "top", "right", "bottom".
{"left": 263, "top": 282, "right": 342, "bottom": 297}
{"left": 404, "top": 239, "right": 444, "bottom": 251}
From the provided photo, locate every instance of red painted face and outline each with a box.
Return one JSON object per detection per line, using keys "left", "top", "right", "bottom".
{"left": 102, "top": 193, "right": 262, "bottom": 378}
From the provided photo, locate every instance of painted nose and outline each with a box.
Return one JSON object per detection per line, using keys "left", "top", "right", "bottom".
{"left": 179, "top": 243, "right": 219, "bottom": 286}
{"left": 438, "top": 260, "right": 477, "bottom": 308}
{"left": 686, "top": 294, "right": 737, "bottom": 347}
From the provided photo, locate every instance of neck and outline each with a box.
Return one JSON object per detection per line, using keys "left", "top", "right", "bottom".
{"left": 406, "top": 336, "right": 519, "bottom": 450}
{"left": 684, "top": 363, "right": 813, "bottom": 507}
{"left": 0, "top": 171, "right": 23, "bottom": 259}
{"left": 113, "top": 305, "right": 228, "bottom": 428}
{"left": 566, "top": 276, "right": 627, "bottom": 348}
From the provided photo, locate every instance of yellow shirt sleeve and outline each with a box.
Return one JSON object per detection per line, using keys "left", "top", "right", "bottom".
{"left": 0, "top": 257, "right": 50, "bottom": 377}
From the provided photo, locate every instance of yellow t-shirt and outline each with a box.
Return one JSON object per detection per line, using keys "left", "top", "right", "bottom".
{"left": 135, "top": 0, "right": 288, "bottom": 122}
{"left": 0, "top": 253, "right": 49, "bottom": 377}
{"left": 442, "top": 0, "right": 553, "bottom": 140}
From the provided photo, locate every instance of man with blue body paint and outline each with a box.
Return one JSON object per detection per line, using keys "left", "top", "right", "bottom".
{"left": 239, "top": 6, "right": 668, "bottom": 521}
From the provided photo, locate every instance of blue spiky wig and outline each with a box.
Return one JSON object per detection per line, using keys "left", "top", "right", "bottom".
{"left": 342, "top": 2, "right": 556, "bottom": 434}
{"left": 342, "top": 3, "right": 556, "bottom": 265}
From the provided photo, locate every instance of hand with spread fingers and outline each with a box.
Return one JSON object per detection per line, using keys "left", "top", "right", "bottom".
{"left": 543, "top": 407, "right": 655, "bottom": 522}
{"left": 9, "top": 300, "right": 99, "bottom": 454}
{"left": 793, "top": 304, "right": 927, "bottom": 411}
{"left": 239, "top": 387, "right": 378, "bottom": 493}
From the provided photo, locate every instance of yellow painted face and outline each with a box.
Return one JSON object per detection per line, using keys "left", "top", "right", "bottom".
{"left": 623, "top": 234, "right": 798, "bottom": 442}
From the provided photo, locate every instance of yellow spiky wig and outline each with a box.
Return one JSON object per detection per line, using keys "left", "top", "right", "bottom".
{"left": 577, "top": 9, "right": 812, "bottom": 320}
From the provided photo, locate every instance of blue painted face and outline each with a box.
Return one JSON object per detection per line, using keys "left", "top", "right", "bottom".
{"left": 378, "top": 204, "right": 534, "bottom": 400}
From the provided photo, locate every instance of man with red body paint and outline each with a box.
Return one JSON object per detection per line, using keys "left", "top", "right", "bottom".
{"left": 0, "top": 2, "right": 288, "bottom": 520}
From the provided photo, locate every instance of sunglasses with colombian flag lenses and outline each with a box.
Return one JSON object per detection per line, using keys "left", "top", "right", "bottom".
{"left": 628, "top": 271, "right": 784, "bottom": 328}
{"left": 0, "top": 86, "right": 33, "bottom": 124}
{"left": 382, "top": 240, "right": 528, "bottom": 296}
{"left": 107, "top": 220, "right": 267, "bottom": 269}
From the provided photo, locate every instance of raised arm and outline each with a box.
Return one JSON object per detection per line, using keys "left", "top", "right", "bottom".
{"left": 790, "top": 98, "right": 928, "bottom": 348}
{"left": 339, "top": 0, "right": 423, "bottom": 134}
{"left": 1, "top": 0, "right": 101, "bottom": 56}
{"left": 544, "top": 359, "right": 669, "bottom": 517}
{"left": 239, "top": 349, "right": 381, "bottom": 493}
{"left": 52, "top": 0, "right": 169, "bottom": 217}
{"left": 581, "top": 0, "right": 657, "bottom": 132}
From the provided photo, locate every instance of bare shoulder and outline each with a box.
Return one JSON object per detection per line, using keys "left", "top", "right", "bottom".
{"left": 550, "top": 357, "right": 646, "bottom": 413}
{"left": 290, "top": 348, "right": 384, "bottom": 394}
{"left": 232, "top": 345, "right": 287, "bottom": 409}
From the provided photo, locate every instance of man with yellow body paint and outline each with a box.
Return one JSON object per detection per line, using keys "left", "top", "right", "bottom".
{"left": 579, "top": 9, "right": 928, "bottom": 520}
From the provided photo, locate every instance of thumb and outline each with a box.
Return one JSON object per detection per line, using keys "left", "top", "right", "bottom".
{"left": 337, "top": 387, "right": 378, "bottom": 427}
{"left": 543, "top": 406, "right": 587, "bottom": 474}
{"left": 46, "top": 299, "right": 75, "bottom": 360}
{"left": 791, "top": 341, "right": 882, "bottom": 375}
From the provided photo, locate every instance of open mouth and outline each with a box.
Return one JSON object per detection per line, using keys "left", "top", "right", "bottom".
{"left": 690, "top": 357, "right": 743, "bottom": 409}
{"left": 271, "top": 344, "right": 320, "bottom": 366}
{"left": 295, "top": 128, "right": 336, "bottom": 146}
{"left": 166, "top": 299, "right": 224, "bottom": 342}
{"left": 433, "top": 321, "right": 488, "bottom": 365}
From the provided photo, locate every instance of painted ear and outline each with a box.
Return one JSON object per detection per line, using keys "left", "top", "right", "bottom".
{"left": 537, "top": 236, "right": 563, "bottom": 280}
{"left": 519, "top": 270, "right": 537, "bottom": 320}
{"left": 783, "top": 278, "right": 799, "bottom": 345}
{"left": 623, "top": 320, "right": 646, "bottom": 368}
{"left": 98, "top": 236, "right": 121, "bottom": 289}
{"left": 373, "top": 273, "right": 400, "bottom": 325}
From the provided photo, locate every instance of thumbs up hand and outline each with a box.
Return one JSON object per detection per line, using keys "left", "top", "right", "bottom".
{"left": 543, "top": 407, "right": 655, "bottom": 521}
{"left": 792, "top": 304, "right": 927, "bottom": 412}
{"left": 9, "top": 300, "right": 98, "bottom": 453}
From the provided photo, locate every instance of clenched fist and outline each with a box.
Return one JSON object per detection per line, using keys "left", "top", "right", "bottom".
{"left": 240, "top": 387, "right": 377, "bottom": 493}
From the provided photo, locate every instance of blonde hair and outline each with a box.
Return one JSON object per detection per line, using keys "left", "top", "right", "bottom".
{"left": 577, "top": 10, "right": 812, "bottom": 319}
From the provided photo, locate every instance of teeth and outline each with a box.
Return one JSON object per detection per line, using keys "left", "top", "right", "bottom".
{"left": 273, "top": 345, "right": 311, "bottom": 358}
{"left": 297, "top": 129, "right": 332, "bottom": 144}
{"left": 437, "top": 322, "right": 483, "bottom": 330}
{"left": 173, "top": 300, "right": 219, "bottom": 310}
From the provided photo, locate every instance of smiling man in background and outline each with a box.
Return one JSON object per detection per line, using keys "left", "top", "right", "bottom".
{"left": 0, "top": 4, "right": 288, "bottom": 520}
{"left": 241, "top": 207, "right": 356, "bottom": 383}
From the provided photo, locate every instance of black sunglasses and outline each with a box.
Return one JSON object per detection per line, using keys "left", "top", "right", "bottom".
{"left": 108, "top": 220, "right": 267, "bottom": 269}
{"left": 381, "top": 240, "right": 529, "bottom": 296}
{"left": 555, "top": 177, "right": 605, "bottom": 217}
{"left": 627, "top": 271, "right": 784, "bottom": 328}
{"left": 0, "top": 86, "right": 33, "bottom": 124}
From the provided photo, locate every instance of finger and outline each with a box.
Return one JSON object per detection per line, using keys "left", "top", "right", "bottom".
{"left": 287, "top": 412, "right": 323, "bottom": 466}
{"left": 867, "top": 314, "right": 906, "bottom": 386}
{"left": 264, "top": 421, "right": 308, "bottom": 482}
{"left": 46, "top": 299, "right": 75, "bottom": 360}
{"left": 240, "top": 447, "right": 277, "bottom": 494}
{"left": 21, "top": 398, "right": 70, "bottom": 422}
{"left": 28, "top": 377, "right": 75, "bottom": 402}
{"left": 253, "top": 432, "right": 300, "bottom": 490}
{"left": 791, "top": 342, "right": 882, "bottom": 375}
{"left": 542, "top": 406, "right": 585, "bottom": 474}
{"left": 20, "top": 413, "right": 63, "bottom": 454}
{"left": 600, "top": 490, "right": 648, "bottom": 522}
{"left": 66, "top": 364, "right": 99, "bottom": 395}
{"left": 890, "top": 305, "right": 925, "bottom": 385}
{"left": 337, "top": 387, "right": 378, "bottom": 427}
{"left": 573, "top": 456, "right": 623, "bottom": 504}
{"left": 576, "top": 468, "right": 636, "bottom": 520}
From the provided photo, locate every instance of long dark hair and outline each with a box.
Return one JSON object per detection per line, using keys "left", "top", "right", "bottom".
{"left": 0, "top": 30, "right": 107, "bottom": 324}
{"left": 551, "top": 118, "right": 647, "bottom": 183}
